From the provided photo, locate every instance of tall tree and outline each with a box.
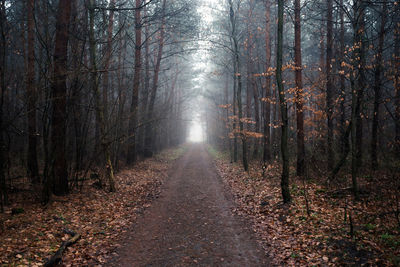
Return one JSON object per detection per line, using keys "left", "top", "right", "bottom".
{"left": 294, "top": 0, "right": 305, "bottom": 176}
{"left": 102, "top": 0, "right": 116, "bottom": 131}
{"left": 277, "top": 0, "right": 291, "bottom": 203}
{"left": 350, "top": 0, "right": 366, "bottom": 200}
{"left": 127, "top": 0, "right": 142, "bottom": 164}
{"left": 0, "top": 0, "right": 7, "bottom": 211}
{"left": 48, "top": 0, "right": 72, "bottom": 198}
{"left": 395, "top": 2, "right": 400, "bottom": 154}
{"left": 371, "top": 0, "right": 386, "bottom": 169}
{"left": 326, "top": 0, "right": 334, "bottom": 170}
{"left": 229, "top": 0, "right": 248, "bottom": 171}
{"left": 89, "top": 0, "right": 115, "bottom": 192}
{"left": 263, "top": 0, "right": 271, "bottom": 164}
{"left": 26, "top": 0, "right": 40, "bottom": 184}
{"left": 144, "top": 0, "right": 166, "bottom": 157}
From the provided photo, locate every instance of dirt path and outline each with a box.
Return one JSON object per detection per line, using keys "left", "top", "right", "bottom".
{"left": 111, "top": 144, "right": 270, "bottom": 266}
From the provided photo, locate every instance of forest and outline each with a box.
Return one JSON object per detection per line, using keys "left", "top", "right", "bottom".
{"left": 0, "top": 0, "right": 399, "bottom": 266}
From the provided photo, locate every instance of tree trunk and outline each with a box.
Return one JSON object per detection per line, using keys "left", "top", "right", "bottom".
{"left": 229, "top": 2, "right": 248, "bottom": 171}
{"left": 49, "top": 0, "right": 72, "bottom": 197}
{"left": 350, "top": 0, "right": 365, "bottom": 200}
{"left": 394, "top": 3, "right": 400, "bottom": 154}
{"left": 233, "top": 55, "right": 238, "bottom": 163}
{"left": 101, "top": 0, "right": 116, "bottom": 135}
{"left": 26, "top": 0, "right": 40, "bottom": 184}
{"left": 138, "top": 9, "right": 150, "bottom": 155}
{"left": 127, "top": 0, "right": 142, "bottom": 164}
{"left": 0, "top": 0, "right": 7, "bottom": 211}
{"left": 144, "top": 0, "right": 166, "bottom": 157}
{"left": 263, "top": 0, "right": 271, "bottom": 164}
{"left": 371, "top": 0, "right": 386, "bottom": 170}
{"left": 326, "top": 0, "right": 334, "bottom": 171}
{"left": 294, "top": 0, "right": 305, "bottom": 177}
{"left": 277, "top": 0, "right": 291, "bottom": 203}
{"left": 339, "top": 0, "right": 346, "bottom": 155}
{"left": 89, "top": 0, "right": 115, "bottom": 192}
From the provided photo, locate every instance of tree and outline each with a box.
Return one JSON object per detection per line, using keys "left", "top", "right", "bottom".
{"left": 294, "top": 0, "right": 305, "bottom": 177}
{"left": 0, "top": 0, "right": 7, "bottom": 211}
{"left": 144, "top": 0, "right": 166, "bottom": 157}
{"left": 326, "top": 0, "right": 334, "bottom": 171}
{"left": 229, "top": 0, "right": 248, "bottom": 171}
{"left": 127, "top": 0, "right": 142, "bottom": 164}
{"left": 350, "top": 0, "right": 366, "bottom": 200}
{"left": 263, "top": 0, "right": 271, "bottom": 164}
{"left": 48, "top": 0, "right": 73, "bottom": 198}
{"left": 277, "top": 0, "right": 291, "bottom": 203}
{"left": 26, "top": 0, "right": 40, "bottom": 184}
{"left": 371, "top": 0, "right": 387, "bottom": 169}
{"left": 89, "top": 0, "right": 115, "bottom": 192}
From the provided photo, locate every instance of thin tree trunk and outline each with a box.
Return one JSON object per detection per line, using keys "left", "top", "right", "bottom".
{"left": 350, "top": 0, "right": 365, "bottom": 200}
{"left": 26, "top": 0, "right": 40, "bottom": 184}
{"left": 144, "top": 0, "right": 166, "bottom": 157}
{"left": 294, "top": 0, "right": 305, "bottom": 177}
{"left": 102, "top": 0, "right": 116, "bottom": 132}
{"left": 49, "top": 0, "right": 72, "bottom": 198}
{"left": 371, "top": 0, "right": 386, "bottom": 170}
{"left": 339, "top": 0, "right": 346, "bottom": 154}
{"left": 326, "top": 0, "right": 334, "bottom": 171}
{"left": 233, "top": 56, "right": 238, "bottom": 163}
{"left": 114, "top": 16, "right": 127, "bottom": 170}
{"left": 263, "top": 0, "right": 271, "bottom": 163}
{"left": 394, "top": 3, "right": 400, "bottom": 154}
{"left": 0, "top": 0, "right": 7, "bottom": 211}
{"left": 277, "top": 0, "right": 291, "bottom": 203}
{"left": 127, "top": 0, "right": 142, "bottom": 164}
{"left": 229, "top": 1, "right": 248, "bottom": 171}
{"left": 89, "top": 0, "right": 115, "bottom": 192}
{"left": 138, "top": 9, "right": 150, "bottom": 155}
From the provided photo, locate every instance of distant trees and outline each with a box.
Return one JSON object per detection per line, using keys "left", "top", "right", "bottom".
{"left": 0, "top": 0, "right": 199, "bottom": 207}
{"left": 204, "top": 0, "right": 399, "bottom": 202}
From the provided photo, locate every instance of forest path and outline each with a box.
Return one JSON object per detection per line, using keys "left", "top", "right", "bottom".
{"left": 110, "top": 144, "right": 269, "bottom": 266}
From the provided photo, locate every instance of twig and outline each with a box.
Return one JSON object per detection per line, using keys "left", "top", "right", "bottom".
{"left": 44, "top": 229, "right": 80, "bottom": 267}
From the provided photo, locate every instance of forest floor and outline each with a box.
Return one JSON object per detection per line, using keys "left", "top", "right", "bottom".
{"left": 0, "top": 146, "right": 186, "bottom": 266}
{"left": 208, "top": 146, "right": 400, "bottom": 266}
{"left": 1, "top": 144, "right": 399, "bottom": 266}
{"left": 110, "top": 144, "right": 269, "bottom": 266}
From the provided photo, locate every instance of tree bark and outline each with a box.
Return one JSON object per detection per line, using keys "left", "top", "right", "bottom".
{"left": 326, "top": 0, "right": 334, "bottom": 171}
{"left": 229, "top": 1, "right": 248, "bottom": 171}
{"left": 89, "top": 0, "right": 115, "bottom": 192}
{"left": 294, "top": 0, "right": 305, "bottom": 177}
{"left": 101, "top": 0, "right": 116, "bottom": 134}
{"left": 0, "top": 0, "right": 7, "bottom": 211}
{"left": 371, "top": 0, "right": 386, "bottom": 170}
{"left": 277, "top": 0, "right": 291, "bottom": 203}
{"left": 263, "top": 0, "right": 271, "bottom": 164}
{"left": 394, "top": 3, "right": 400, "bottom": 154}
{"left": 26, "top": 0, "right": 40, "bottom": 184}
{"left": 350, "top": 0, "right": 365, "bottom": 200}
{"left": 144, "top": 0, "right": 166, "bottom": 157}
{"left": 339, "top": 0, "right": 346, "bottom": 155}
{"left": 49, "top": 0, "right": 72, "bottom": 197}
{"left": 127, "top": 0, "right": 142, "bottom": 164}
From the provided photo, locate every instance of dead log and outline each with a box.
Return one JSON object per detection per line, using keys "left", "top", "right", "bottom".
{"left": 44, "top": 229, "right": 80, "bottom": 267}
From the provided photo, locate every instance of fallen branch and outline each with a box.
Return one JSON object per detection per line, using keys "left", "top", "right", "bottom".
{"left": 44, "top": 229, "right": 80, "bottom": 267}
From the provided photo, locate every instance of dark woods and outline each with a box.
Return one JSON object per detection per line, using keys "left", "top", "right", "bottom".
{"left": 0, "top": 0, "right": 198, "bottom": 209}
{"left": 203, "top": 0, "right": 400, "bottom": 203}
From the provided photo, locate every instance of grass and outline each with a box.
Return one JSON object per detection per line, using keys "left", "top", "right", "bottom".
{"left": 206, "top": 145, "right": 229, "bottom": 160}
